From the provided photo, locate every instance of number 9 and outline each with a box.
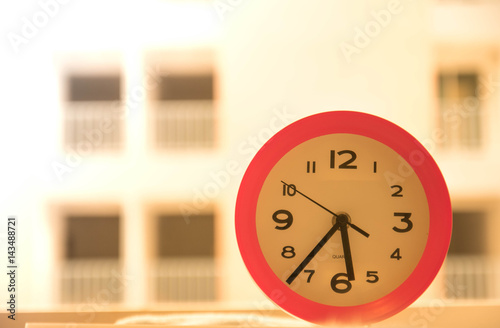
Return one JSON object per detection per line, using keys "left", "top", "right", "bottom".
{"left": 273, "top": 209, "right": 293, "bottom": 230}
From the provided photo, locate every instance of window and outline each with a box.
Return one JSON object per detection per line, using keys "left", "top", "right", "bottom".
{"left": 437, "top": 72, "right": 482, "bottom": 150}
{"left": 69, "top": 76, "right": 121, "bottom": 101}
{"left": 448, "top": 211, "right": 487, "bottom": 256}
{"left": 153, "top": 73, "right": 215, "bottom": 149}
{"left": 157, "top": 213, "right": 214, "bottom": 258}
{"left": 152, "top": 213, "right": 216, "bottom": 302}
{"left": 445, "top": 211, "right": 495, "bottom": 300}
{"left": 66, "top": 215, "right": 120, "bottom": 259}
{"left": 158, "top": 75, "right": 213, "bottom": 101}
{"left": 62, "top": 214, "right": 122, "bottom": 304}
{"left": 64, "top": 74, "right": 123, "bottom": 151}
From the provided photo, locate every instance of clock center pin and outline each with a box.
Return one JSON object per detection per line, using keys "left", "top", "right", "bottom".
{"left": 334, "top": 212, "right": 351, "bottom": 227}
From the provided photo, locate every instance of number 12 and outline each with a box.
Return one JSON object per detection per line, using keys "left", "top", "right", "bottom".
{"left": 330, "top": 150, "right": 357, "bottom": 169}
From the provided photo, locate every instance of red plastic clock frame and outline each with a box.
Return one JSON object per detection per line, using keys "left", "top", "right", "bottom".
{"left": 235, "top": 111, "right": 452, "bottom": 325}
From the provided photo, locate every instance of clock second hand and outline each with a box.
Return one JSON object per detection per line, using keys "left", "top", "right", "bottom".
{"left": 281, "top": 180, "right": 370, "bottom": 238}
{"left": 281, "top": 180, "right": 337, "bottom": 217}
{"left": 349, "top": 222, "right": 370, "bottom": 238}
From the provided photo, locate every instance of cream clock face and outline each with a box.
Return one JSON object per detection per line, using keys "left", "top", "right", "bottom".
{"left": 256, "top": 134, "right": 429, "bottom": 306}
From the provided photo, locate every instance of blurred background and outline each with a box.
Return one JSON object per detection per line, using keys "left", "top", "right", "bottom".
{"left": 0, "top": 0, "right": 500, "bottom": 315}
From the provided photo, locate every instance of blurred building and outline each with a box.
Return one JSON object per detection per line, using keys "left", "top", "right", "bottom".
{"left": 1, "top": 0, "right": 500, "bottom": 311}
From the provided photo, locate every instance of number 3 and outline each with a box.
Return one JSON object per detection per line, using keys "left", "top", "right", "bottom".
{"left": 393, "top": 212, "right": 413, "bottom": 233}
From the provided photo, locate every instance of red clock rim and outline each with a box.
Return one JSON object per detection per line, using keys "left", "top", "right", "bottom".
{"left": 235, "top": 110, "right": 452, "bottom": 325}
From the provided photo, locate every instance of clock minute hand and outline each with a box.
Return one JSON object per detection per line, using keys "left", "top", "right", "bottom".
{"left": 286, "top": 222, "right": 341, "bottom": 285}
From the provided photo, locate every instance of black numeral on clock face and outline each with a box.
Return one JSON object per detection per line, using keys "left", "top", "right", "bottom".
{"left": 366, "top": 271, "right": 379, "bottom": 283}
{"left": 391, "top": 185, "right": 403, "bottom": 197}
{"left": 391, "top": 248, "right": 402, "bottom": 260}
{"left": 281, "top": 246, "right": 296, "bottom": 258}
{"left": 273, "top": 209, "right": 293, "bottom": 230}
{"left": 393, "top": 212, "right": 413, "bottom": 233}
{"left": 304, "top": 270, "right": 315, "bottom": 283}
{"left": 330, "top": 271, "right": 379, "bottom": 294}
{"left": 306, "top": 161, "right": 316, "bottom": 173}
{"left": 330, "top": 150, "right": 357, "bottom": 169}
{"left": 331, "top": 273, "right": 352, "bottom": 293}
{"left": 282, "top": 184, "right": 297, "bottom": 196}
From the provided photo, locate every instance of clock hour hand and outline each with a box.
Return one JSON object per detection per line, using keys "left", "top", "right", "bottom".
{"left": 286, "top": 222, "right": 341, "bottom": 285}
{"left": 339, "top": 222, "right": 355, "bottom": 280}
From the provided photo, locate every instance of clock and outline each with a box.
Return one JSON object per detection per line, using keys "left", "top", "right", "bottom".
{"left": 235, "top": 111, "right": 452, "bottom": 325}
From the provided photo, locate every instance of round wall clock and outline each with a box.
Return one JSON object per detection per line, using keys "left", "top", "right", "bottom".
{"left": 235, "top": 111, "right": 452, "bottom": 325}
